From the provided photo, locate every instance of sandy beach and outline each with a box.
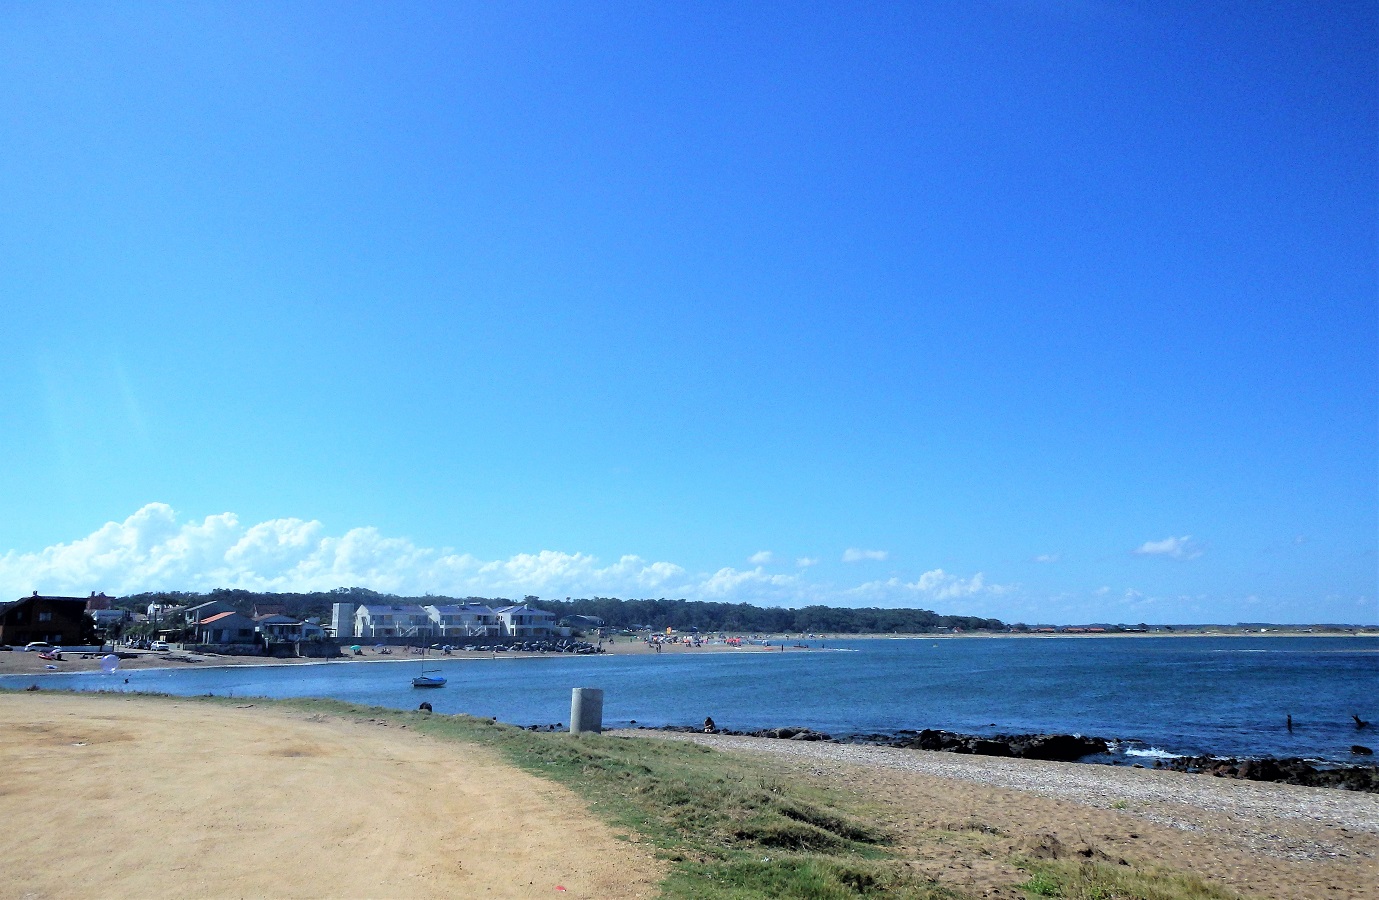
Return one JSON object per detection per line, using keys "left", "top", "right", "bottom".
{"left": 0, "top": 637, "right": 779, "bottom": 678}
{"left": 0, "top": 692, "right": 664, "bottom": 900}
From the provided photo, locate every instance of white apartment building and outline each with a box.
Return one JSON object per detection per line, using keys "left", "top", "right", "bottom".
{"left": 493, "top": 604, "right": 556, "bottom": 638}
{"left": 353, "top": 604, "right": 434, "bottom": 639}
{"left": 425, "top": 604, "right": 501, "bottom": 638}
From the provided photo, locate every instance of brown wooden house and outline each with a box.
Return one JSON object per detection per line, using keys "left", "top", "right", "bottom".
{"left": 0, "top": 593, "right": 97, "bottom": 646}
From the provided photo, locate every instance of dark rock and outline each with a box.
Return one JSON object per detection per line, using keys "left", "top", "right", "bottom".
{"left": 1005, "top": 733, "right": 1110, "bottom": 761}
{"left": 1352, "top": 745, "right": 1373, "bottom": 755}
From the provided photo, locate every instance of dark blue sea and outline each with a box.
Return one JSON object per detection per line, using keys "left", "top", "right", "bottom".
{"left": 4, "top": 636, "right": 1375, "bottom": 764}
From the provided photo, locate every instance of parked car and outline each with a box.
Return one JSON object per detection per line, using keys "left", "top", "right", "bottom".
{"left": 0, "top": 644, "right": 12, "bottom": 651}
{"left": 24, "top": 641, "right": 54, "bottom": 652}
{"left": 150, "top": 641, "right": 170, "bottom": 652}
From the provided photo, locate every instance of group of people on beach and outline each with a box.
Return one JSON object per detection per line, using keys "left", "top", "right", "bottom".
{"left": 644, "top": 634, "right": 706, "bottom": 651}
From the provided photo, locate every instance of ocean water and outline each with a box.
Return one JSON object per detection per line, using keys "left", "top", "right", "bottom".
{"left": 4, "top": 635, "right": 1375, "bottom": 764}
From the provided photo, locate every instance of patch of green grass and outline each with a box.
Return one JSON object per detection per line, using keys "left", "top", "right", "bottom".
{"left": 1017, "top": 860, "right": 1240, "bottom": 900}
{"left": 665, "top": 856, "right": 960, "bottom": 899}
{"left": 1020, "top": 871, "right": 1063, "bottom": 897}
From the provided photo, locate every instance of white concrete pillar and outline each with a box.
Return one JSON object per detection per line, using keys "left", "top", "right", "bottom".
{"left": 570, "top": 687, "right": 604, "bottom": 736}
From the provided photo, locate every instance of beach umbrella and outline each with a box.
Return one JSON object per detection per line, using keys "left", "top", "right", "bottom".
{"left": 100, "top": 654, "right": 120, "bottom": 675}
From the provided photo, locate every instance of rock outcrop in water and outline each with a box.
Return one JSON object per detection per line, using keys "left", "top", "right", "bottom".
{"left": 640, "top": 723, "right": 1378, "bottom": 792}
{"left": 644, "top": 724, "right": 1107, "bottom": 760}
{"left": 1155, "top": 754, "right": 1379, "bottom": 791}
{"left": 890, "top": 729, "right": 1110, "bottom": 761}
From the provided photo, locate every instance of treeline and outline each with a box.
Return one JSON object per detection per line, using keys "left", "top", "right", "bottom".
{"left": 540, "top": 597, "right": 1005, "bottom": 633}
{"left": 118, "top": 588, "right": 1005, "bottom": 634}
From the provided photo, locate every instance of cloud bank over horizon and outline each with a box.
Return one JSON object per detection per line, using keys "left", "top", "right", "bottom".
{"left": 0, "top": 504, "right": 1008, "bottom": 614}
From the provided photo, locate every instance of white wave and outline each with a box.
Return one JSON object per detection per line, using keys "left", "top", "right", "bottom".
{"left": 1123, "top": 746, "right": 1184, "bottom": 759}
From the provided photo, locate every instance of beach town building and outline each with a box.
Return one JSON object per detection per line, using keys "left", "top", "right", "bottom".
{"left": 559, "top": 614, "right": 605, "bottom": 634}
{"left": 0, "top": 593, "right": 95, "bottom": 646}
{"left": 83, "top": 591, "right": 116, "bottom": 611}
{"left": 193, "top": 611, "right": 257, "bottom": 645}
{"left": 185, "top": 600, "right": 237, "bottom": 626}
{"left": 255, "top": 614, "right": 301, "bottom": 643}
{"left": 256, "top": 614, "right": 327, "bottom": 645}
{"left": 425, "top": 604, "right": 501, "bottom": 638}
{"left": 83, "top": 591, "right": 127, "bottom": 630}
{"left": 353, "top": 604, "right": 434, "bottom": 639}
{"left": 88, "top": 607, "right": 130, "bottom": 630}
{"left": 331, "top": 602, "right": 356, "bottom": 638}
{"left": 146, "top": 602, "right": 186, "bottom": 623}
{"left": 493, "top": 604, "right": 556, "bottom": 638}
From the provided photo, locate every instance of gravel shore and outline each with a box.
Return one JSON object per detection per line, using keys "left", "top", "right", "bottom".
{"left": 632, "top": 729, "right": 1379, "bottom": 887}
{"left": 649, "top": 733, "right": 1379, "bottom": 832}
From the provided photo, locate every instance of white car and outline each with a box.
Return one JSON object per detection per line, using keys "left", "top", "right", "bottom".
{"left": 24, "top": 641, "right": 53, "bottom": 652}
{"left": 151, "top": 641, "right": 171, "bottom": 652}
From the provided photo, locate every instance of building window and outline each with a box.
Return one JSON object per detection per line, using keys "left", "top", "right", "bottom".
{"left": 38, "top": 611, "right": 52, "bottom": 622}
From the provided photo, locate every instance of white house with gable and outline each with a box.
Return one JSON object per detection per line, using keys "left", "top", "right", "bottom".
{"left": 493, "top": 604, "right": 556, "bottom": 638}
{"left": 425, "top": 604, "right": 501, "bottom": 638}
{"left": 354, "top": 604, "right": 434, "bottom": 639}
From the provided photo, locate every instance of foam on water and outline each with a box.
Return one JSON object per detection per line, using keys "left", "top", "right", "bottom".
{"left": 1122, "top": 746, "right": 1184, "bottom": 759}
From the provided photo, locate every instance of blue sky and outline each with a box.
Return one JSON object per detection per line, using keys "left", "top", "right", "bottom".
{"left": 1, "top": 1, "right": 1374, "bottom": 624}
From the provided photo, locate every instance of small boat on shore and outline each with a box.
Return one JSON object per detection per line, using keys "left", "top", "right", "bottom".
{"left": 412, "top": 670, "right": 446, "bottom": 688}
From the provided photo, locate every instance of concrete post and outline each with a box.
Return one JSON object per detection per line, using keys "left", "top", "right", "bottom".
{"left": 570, "top": 687, "right": 604, "bottom": 736}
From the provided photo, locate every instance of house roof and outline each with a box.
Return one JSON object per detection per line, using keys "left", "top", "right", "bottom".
{"left": 10, "top": 594, "right": 92, "bottom": 605}
{"left": 199, "top": 611, "right": 246, "bottom": 625}
{"left": 358, "top": 604, "right": 428, "bottom": 616}
{"left": 255, "top": 614, "right": 298, "bottom": 624}
{"left": 427, "top": 604, "right": 495, "bottom": 615}
{"left": 494, "top": 604, "right": 554, "bottom": 617}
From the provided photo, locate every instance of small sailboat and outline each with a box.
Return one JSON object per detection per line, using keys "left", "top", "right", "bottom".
{"left": 412, "top": 669, "right": 446, "bottom": 688}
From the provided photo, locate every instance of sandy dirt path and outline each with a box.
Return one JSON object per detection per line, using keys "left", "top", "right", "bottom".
{"left": 0, "top": 693, "right": 664, "bottom": 899}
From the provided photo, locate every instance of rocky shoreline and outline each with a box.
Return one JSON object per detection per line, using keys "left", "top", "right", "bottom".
{"left": 640, "top": 723, "right": 1379, "bottom": 793}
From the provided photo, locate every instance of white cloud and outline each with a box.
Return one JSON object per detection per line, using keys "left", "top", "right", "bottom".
{"left": 0, "top": 505, "right": 1037, "bottom": 616}
{"left": 748, "top": 550, "right": 775, "bottom": 565}
{"left": 0, "top": 504, "right": 693, "bottom": 601}
{"left": 847, "top": 568, "right": 1007, "bottom": 603}
{"left": 842, "top": 548, "right": 888, "bottom": 563}
{"left": 700, "top": 567, "right": 800, "bottom": 597}
{"left": 1033, "top": 553, "right": 1060, "bottom": 563}
{"left": 1132, "top": 535, "right": 1203, "bottom": 560}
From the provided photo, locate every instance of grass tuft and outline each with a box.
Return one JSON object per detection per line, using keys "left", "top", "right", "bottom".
{"left": 1017, "top": 859, "right": 1241, "bottom": 900}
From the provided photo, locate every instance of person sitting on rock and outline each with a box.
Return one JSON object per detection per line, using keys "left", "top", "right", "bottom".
{"left": 703, "top": 716, "right": 716, "bottom": 734}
